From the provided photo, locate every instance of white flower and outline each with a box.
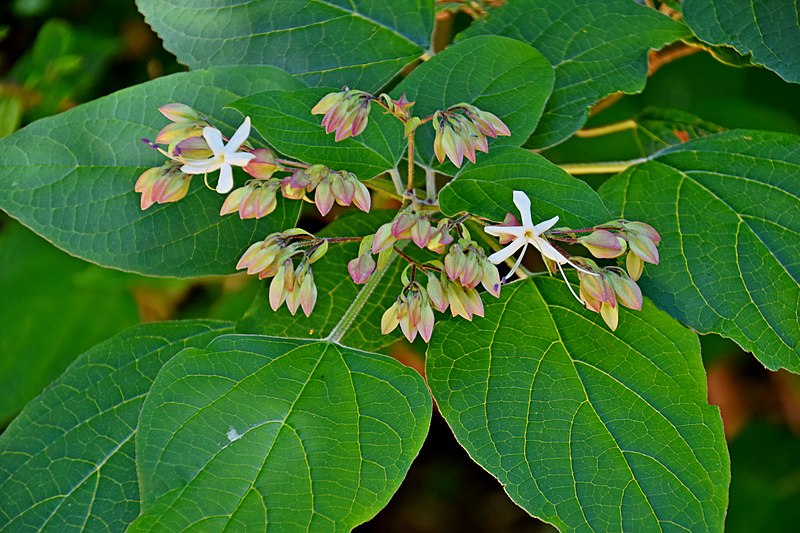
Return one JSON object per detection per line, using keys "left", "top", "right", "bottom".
{"left": 484, "top": 191, "right": 595, "bottom": 297}
{"left": 180, "top": 117, "right": 256, "bottom": 193}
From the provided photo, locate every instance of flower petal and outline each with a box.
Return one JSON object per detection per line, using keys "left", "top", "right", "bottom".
{"left": 202, "top": 126, "right": 225, "bottom": 154}
{"left": 180, "top": 160, "right": 219, "bottom": 174}
{"left": 532, "top": 215, "right": 559, "bottom": 235}
{"left": 484, "top": 225, "right": 526, "bottom": 238}
{"left": 227, "top": 152, "right": 256, "bottom": 167}
{"left": 216, "top": 164, "right": 234, "bottom": 193}
{"left": 227, "top": 117, "right": 251, "bottom": 152}
{"left": 487, "top": 237, "right": 526, "bottom": 264}
{"left": 512, "top": 190, "right": 533, "bottom": 228}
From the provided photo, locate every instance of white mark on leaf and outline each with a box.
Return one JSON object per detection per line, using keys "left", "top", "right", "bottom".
{"left": 226, "top": 428, "right": 241, "bottom": 442}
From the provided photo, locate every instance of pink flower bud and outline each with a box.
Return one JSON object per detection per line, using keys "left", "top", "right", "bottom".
{"left": 372, "top": 223, "right": 396, "bottom": 253}
{"left": 381, "top": 301, "right": 401, "bottom": 335}
{"left": 351, "top": 178, "right": 371, "bottom": 212}
{"left": 391, "top": 213, "right": 415, "bottom": 239}
{"left": 330, "top": 172, "right": 355, "bottom": 206}
{"left": 307, "top": 240, "right": 329, "bottom": 264}
{"left": 579, "top": 229, "right": 625, "bottom": 259}
{"left": 427, "top": 275, "right": 448, "bottom": 313}
{"left": 481, "top": 261, "right": 502, "bottom": 297}
{"left": 419, "top": 302, "right": 435, "bottom": 342}
{"left": 311, "top": 92, "right": 345, "bottom": 116}
{"left": 299, "top": 268, "right": 317, "bottom": 317}
{"left": 269, "top": 260, "right": 292, "bottom": 311}
{"left": 219, "top": 186, "right": 250, "bottom": 216}
{"left": 606, "top": 270, "right": 643, "bottom": 311}
{"left": 314, "top": 180, "right": 335, "bottom": 216}
{"left": 135, "top": 165, "right": 191, "bottom": 210}
{"left": 158, "top": 103, "right": 202, "bottom": 123}
{"left": 626, "top": 251, "right": 644, "bottom": 281}
{"left": 244, "top": 148, "right": 279, "bottom": 180}
{"left": 348, "top": 253, "right": 376, "bottom": 284}
{"left": 410, "top": 217, "right": 432, "bottom": 248}
{"left": 627, "top": 232, "right": 659, "bottom": 264}
{"left": 600, "top": 301, "right": 619, "bottom": 331}
{"left": 624, "top": 221, "right": 661, "bottom": 244}
{"left": 444, "top": 245, "right": 465, "bottom": 281}
{"left": 281, "top": 176, "right": 306, "bottom": 200}
{"left": 156, "top": 122, "right": 203, "bottom": 145}
{"left": 172, "top": 135, "right": 212, "bottom": 161}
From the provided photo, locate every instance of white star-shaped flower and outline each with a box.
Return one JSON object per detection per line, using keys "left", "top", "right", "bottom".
{"left": 180, "top": 117, "right": 256, "bottom": 193}
{"left": 484, "top": 191, "right": 595, "bottom": 290}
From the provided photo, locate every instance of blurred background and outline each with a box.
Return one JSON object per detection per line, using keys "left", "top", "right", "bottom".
{"left": 1, "top": 1, "right": 799, "bottom": 531}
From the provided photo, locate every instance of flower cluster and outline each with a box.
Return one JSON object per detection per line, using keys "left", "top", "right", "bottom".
{"left": 236, "top": 229, "right": 328, "bottom": 316}
{"left": 382, "top": 280, "right": 435, "bottom": 343}
{"left": 312, "top": 90, "right": 510, "bottom": 169}
{"left": 433, "top": 104, "right": 510, "bottom": 167}
{"left": 484, "top": 190, "right": 661, "bottom": 330}
{"left": 282, "top": 164, "right": 370, "bottom": 216}
{"left": 311, "top": 88, "right": 373, "bottom": 141}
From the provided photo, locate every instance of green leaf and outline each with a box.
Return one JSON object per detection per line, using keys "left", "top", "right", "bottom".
{"left": 439, "top": 147, "right": 611, "bottom": 227}
{"left": 238, "top": 211, "right": 412, "bottom": 352}
{"left": 427, "top": 277, "right": 729, "bottom": 531}
{"left": 459, "top": 0, "right": 690, "bottom": 148}
{"left": 393, "top": 35, "right": 554, "bottom": 171}
{"left": 727, "top": 422, "right": 800, "bottom": 532}
{"left": 230, "top": 88, "right": 406, "bottom": 179}
{"left": 0, "top": 222, "right": 139, "bottom": 423}
{"left": 0, "top": 66, "right": 303, "bottom": 277}
{"left": 683, "top": 0, "right": 800, "bottom": 83}
{"left": 131, "top": 335, "right": 431, "bottom": 531}
{"left": 599, "top": 130, "right": 800, "bottom": 372}
{"left": 0, "top": 320, "right": 232, "bottom": 532}
{"left": 135, "top": 0, "right": 434, "bottom": 91}
{"left": 632, "top": 107, "right": 725, "bottom": 156}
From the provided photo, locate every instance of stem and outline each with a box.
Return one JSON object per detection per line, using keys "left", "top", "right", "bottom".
{"left": 392, "top": 245, "right": 418, "bottom": 267}
{"left": 575, "top": 120, "right": 637, "bottom": 138}
{"left": 275, "top": 158, "right": 309, "bottom": 169}
{"left": 557, "top": 158, "right": 647, "bottom": 175}
{"left": 407, "top": 130, "right": 416, "bottom": 193}
{"left": 425, "top": 167, "right": 437, "bottom": 202}
{"left": 387, "top": 168, "right": 405, "bottom": 197}
{"left": 327, "top": 245, "right": 400, "bottom": 344}
{"left": 323, "top": 236, "right": 364, "bottom": 244}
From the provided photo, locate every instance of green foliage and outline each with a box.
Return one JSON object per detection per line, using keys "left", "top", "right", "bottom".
{"left": 3, "top": 0, "right": 800, "bottom": 529}
{"left": 131, "top": 335, "right": 431, "bottom": 531}
{"left": 0, "top": 320, "right": 233, "bottom": 531}
{"left": 231, "top": 88, "right": 406, "bottom": 179}
{"left": 600, "top": 130, "right": 800, "bottom": 372}
{"left": 0, "top": 222, "right": 139, "bottom": 422}
{"left": 393, "top": 35, "right": 554, "bottom": 170}
{"left": 684, "top": 0, "right": 800, "bottom": 83}
{"left": 427, "top": 277, "right": 729, "bottom": 531}
{"left": 460, "top": 0, "right": 690, "bottom": 147}
{"left": 134, "top": 0, "right": 434, "bottom": 91}
{"left": 0, "top": 66, "right": 303, "bottom": 277}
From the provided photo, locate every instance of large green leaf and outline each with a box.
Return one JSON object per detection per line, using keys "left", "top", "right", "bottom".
{"left": 231, "top": 88, "right": 406, "bottom": 179}
{"left": 0, "top": 222, "right": 139, "bottom": 423}
{"left": 438, "top": 147, "right": 611, "bottom": 227}
{"left": 131, "top": 335, "right": 431, "bottom": 531}
{"left": 0, "top": 66, "right": 303, "bottom": 277}
{"left": 0, "top": 320, "right": 232, "bottom": 532}
{"left": 238, "top": 211, "right": 411, "bottom": 352}
{"left": 393, "top": 35, "right": 554, "bottom": 172}
{"left": 135, "top": 0, "right": 434, "bottom": 91}
{"left": 427, "top": 277, "right": 729, "bottom": 531}
{"left": 460, "top": 0, "right": 689, "bottom": 148}
{"left": 683, "top": 0, "right": 800, "bottom": 84}
{"left": 599, "top": 130, "right": 800, "bottom": 372}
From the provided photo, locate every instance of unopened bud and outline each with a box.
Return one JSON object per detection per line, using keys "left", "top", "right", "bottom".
{"left": 244, "top": 148, "right": 279, "bottom": 179}
{"left": 579, "top": 230, "right": 624, "bottom": 259}
{"left": 626, "top": 251, "right": 644, "bottom": 281}
{"left": 348, "top": 253, "right": 376, "bottom": 284}
{"left": 158, "top": 103, "right": 202, "bottom": 123}
{"left": 135, "top": 165, "right": 191, "bottom": 210}
{"left": 606, "top": 269, "right": 643, "bottom": 311}
{"left": 372, "top": 223, "right": 396, "bottom": 253}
